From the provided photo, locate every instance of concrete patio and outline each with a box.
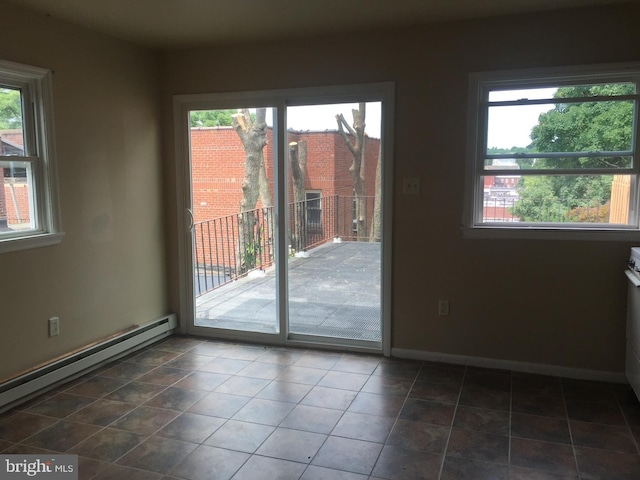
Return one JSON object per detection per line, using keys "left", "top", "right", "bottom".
{"left": 195, "top": 241, "right": 382, "bottom": 342}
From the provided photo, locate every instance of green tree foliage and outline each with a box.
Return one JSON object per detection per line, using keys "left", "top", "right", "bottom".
{"left": 513, "top": 84, "right": 634, "bottom": 222}
{"left": 0, "top": 88, "right": 22, "bottom": 129}
{"left": 190, "top": 110, "right": 234, "bottom": 127}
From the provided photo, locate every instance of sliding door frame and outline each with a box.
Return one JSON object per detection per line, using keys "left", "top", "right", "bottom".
{"left": 173, "top": 82, "right": 394, "bottom": 356}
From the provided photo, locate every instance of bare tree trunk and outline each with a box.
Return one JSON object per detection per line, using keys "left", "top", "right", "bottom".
{"left": 289, "top": 140, "right": 308, "bottom": 252}
{"left": 233, "top": 108, "right": 268, "bottom": 274}
{"left": 369, "top": 143, "right": 382, "bottom": 242}
{"left": 336, "top": 103, "right": 367, "bottom": 241}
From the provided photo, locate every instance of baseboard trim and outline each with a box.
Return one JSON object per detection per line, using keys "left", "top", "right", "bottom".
{"left": 391, "top": 348, "right": 627, "bottom": 383}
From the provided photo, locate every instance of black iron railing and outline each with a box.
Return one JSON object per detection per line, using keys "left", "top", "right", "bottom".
{"left": 194, "top": 195, "right": 375, "bottom": 296}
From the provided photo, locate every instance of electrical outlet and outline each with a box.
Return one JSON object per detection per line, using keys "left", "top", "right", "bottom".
{"left": 48, "top": 316, "right": 59, "bottom": 337}
{"left": 438, "top": 300, "right": 450, "bottom": 316}
{"left": 403, "top": 177, "right": 420, "bottom": 195}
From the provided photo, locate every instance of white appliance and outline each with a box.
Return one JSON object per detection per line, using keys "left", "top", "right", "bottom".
{"left": 625, "top": 247, "right": 640, "bottom": 400}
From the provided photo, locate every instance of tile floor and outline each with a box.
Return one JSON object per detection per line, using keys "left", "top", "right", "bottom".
{"left": 1, "top": 336, "right": 640, "bottom": 479}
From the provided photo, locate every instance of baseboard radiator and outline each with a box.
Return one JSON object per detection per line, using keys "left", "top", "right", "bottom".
{"left": 0, "top": 314, "right": 178, "bottom": 413}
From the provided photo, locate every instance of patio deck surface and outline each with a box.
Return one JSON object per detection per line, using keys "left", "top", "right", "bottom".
{"left": 195, "top": 241, "right": 381, "bottom": 342}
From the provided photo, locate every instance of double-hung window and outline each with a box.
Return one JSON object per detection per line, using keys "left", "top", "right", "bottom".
{"left": 465, "top": 63, "right": 640, "bottom": 238}
{"left": 0, "top": 59, "right": 61, "bottom": 253}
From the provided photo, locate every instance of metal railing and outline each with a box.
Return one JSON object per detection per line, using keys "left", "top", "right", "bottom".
{"left": 194, "top": 195, "right": 375, "bottom": 296}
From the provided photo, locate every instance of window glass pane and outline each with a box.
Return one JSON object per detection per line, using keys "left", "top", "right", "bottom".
{"left": 487, "top": 99, "right": 634, "bottom": 154}
{"left": 481, "top": 174, "right": 633, "bottom": 225}
{"left": 488, "top": 83, "right": 634, "bottom": 102}
{"left": 0, "top": 160, "right": 35, "bottom": 233}
{"left": 0, "top": 87, "right": 24, "bottom": 155}
{"left": 484, "top": 156, "right": 633, "bottom": 170}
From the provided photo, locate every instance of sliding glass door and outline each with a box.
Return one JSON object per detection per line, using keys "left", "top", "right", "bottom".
{"left": 174, "top": 84, "right": 393, "bottom": 353}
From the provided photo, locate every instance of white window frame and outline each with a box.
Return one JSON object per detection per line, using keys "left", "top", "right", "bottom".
{"left": 464, "top": 62, "right": 640, "bottom": 241}
{"left": 0, "top": 59, "right": 62, "bottom": 253}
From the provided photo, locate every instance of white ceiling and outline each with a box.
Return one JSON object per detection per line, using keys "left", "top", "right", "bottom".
{"left": 4, "top": 0, "right": 632, "bottom": 50}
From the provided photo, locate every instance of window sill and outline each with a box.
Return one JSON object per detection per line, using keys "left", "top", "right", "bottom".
{"left": 462, "top": 226, "right": 640, "bottom": 241}
{"left": 0, "top": 232, "right": 64, "bottom": 254}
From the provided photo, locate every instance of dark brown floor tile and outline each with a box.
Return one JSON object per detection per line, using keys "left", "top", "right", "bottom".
{"left": 301, "top": 386, "right": 358, "bottom": 410}
{"left": 613, "top": 384, "right": 640, "bottom": 407}
{"left": 152, "top": 336, "right": 203, "bottom": 353}
{"left": 387, "top": 419, "right": 449, "bottom": 453}
{"left": 23, "top": 420, "right": 101, "bottom": 451}
{"left": 92, "top": 464, "right": 163, "bottom": 480}
{"left": 198, "top": 357, "right": 251, "bottom": 375}
{"left": 256, "top": 348, "right": 305, "bottom": 366}
{"left": 204, "top": 419, "right": 274, "bottom": 453}
{"left": 332, "top": 412, "right": 395, "bottom": 443}
{"left": 144, "top": 387, "right": 206, "bottom": 411}
{"left": 276, "top": 365, "right": 328, "bottom": 385}
{"left": 129, "top": 349, "right": 181, "bottom": 366}
{"left": 137, "top": 367, "right": 190, "bottom": 386}
{"left": 117, "top": 435, "right": 197, "bottom": 474}
{"left": 256, "top": 380, "right": 312, "bottom": 403}
{"left": 77, "top": 456, "right": 110, "bottom": 480}
{"left": 453, "top": 405, "right": 510, "bottom": 435}
{"left": 67, "top": 399, "right": 136, "bottom": 426}
{"left": 74, "top": 428, "right": 146, "bottom": 462}
{"left": 214, "top": 375, "right": 270, "bottom": 396}
{"left": 232, "top": 398, "right": 296, "bottom": 425}
{"left": 509, "top": 465, "right": 577, "bottom": 479}
{"left": 99, "top": 362, "right": 155, "bottom": 380}
{"left": 0, "top": 412, "right": 58, "bottom": 442}
{"left": 231, "top": 455, "right": 306, "bottom": 480}
{"left": 371, "top": 444, "right": 442, "bottom": 479}
{"left": 511, "top": 413, "right": 571, "bottom": 444}
{"left": 170, "top": 444, "right": 249, "bottom": 480}
{"left": 575, "top": 446, "right": 640, "bottom": 480}
{"left": 294, "top": 352, "right": 341, "bottom": 370}
{"left": 280, "top": 404, "right": 343, "bottom": 433}
{"left": 219, "top": 344, "right": 269, "bottom": 361}
{"left": 155, "top": 412, "right": 225, "bottom": 444}
{"left": 561, "top": 378, "right": 619, "bottom": 406}
{"left": 188, "top": 391, "right": 250, "bottom": 418}
{"left": 348, "top": 392, "right": 404, "bottom": 418}
{"left": 464, "top": 369, "right": 512, "bottom": 392}
{"left": 441, "top": 456, "right": 508, "bottom": 480}
{"left": 64, "top": 376, "right": 129, "bottom": 398}
{"left": 373, "top": 360, "right": 422, "bottom": 380}
{"left": 512, "top": 393, "right": 567, "bottom": 419}
{"left": 164, "top": 353, "right": 214, "bottom": 371}
{"left": 3, "top": 444, "right": 56, "bottom": 455}
{"left": 332, "top": 355, "right": 381, "bottom": 375}
{"left": 446, "top": 427, "right": 509, "bottom": 464}
{"left": 459, "top": 385, "right": 511, "bottom": 411}
{"left": 317, "top": 371, "right": 369, "bottom": 391}
{"left": 173, "top": 371, "right": 230, "bottom": 391}
{"left": 570, "top": 420, "right": 638, "bottom": 453}
{"left": 399, "top": 398, "right": 455, "bottom": 426}
{"left": 190, "top": 341, "right": 236, "bottom": 357}
{"left": 26, "top": 393, "right": 96, "bottom": 418}
{"left": 235, "top": 361, "right": 286, "bottom": 380}
{"left": 511, "top": 374, "right": 563, "bottom": 398}
{"left": 0, "top": 439, "right": 13, "bottom": 452}
{"left": 621, "top": 404, "right": 640, "bottom": 428}
{"left": 301, "top": 465, "right": 369, "bottom": 479}
{"left": 418, "top": 362, "right": 466, "bottom": 382}
{"left": 409, "top": 380, "right": 460, "bottom": 404}
{"left": 565, "top": 398, "right": 626, "bottom": 426}
{"left": 362, "top": 375, "right": 414, "bottom": 397}
{"left": 510, "top": 437, "right": 578, "bottom": 477}
{"left": 312, "top": 436, "right": 382, "bottom": 475}
{"left": 257, "top": 427, "right": 327, "bottom": 463}
{"left": 105, "top": 382, "right": 166, "bottom": 404}
{"left": 110, "top": 406, "right": 178, "bottom": 435}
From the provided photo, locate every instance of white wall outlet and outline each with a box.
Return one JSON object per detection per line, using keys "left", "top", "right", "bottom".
{"left": 403, "top": 177, "right": 420, "bottom": 195}
{"left": 438, "top": 300, "right": 450, "bottom": 316}
{"left": 48, "top": 316, "right": 60, "bottom": 337}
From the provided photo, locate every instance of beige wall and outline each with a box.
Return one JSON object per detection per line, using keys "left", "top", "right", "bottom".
{"left": 0, "top": 2, "right": 167, "bottom": 380}
{"left": 163, "top": 2, "right": 640, "bottom": 373}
